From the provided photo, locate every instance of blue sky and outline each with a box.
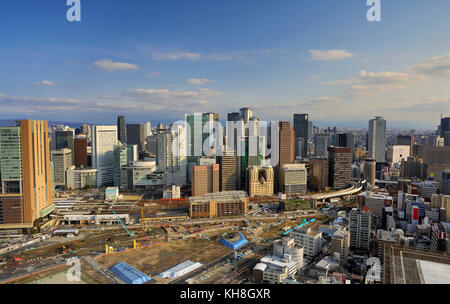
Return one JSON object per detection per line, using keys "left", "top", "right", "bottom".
{"left": 1, "top": 0, "right": 450, "bottom": 128}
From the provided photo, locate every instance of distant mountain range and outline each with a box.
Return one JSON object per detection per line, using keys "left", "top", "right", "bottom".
{"left": 0, "top": 119, "right": 87, "bottom": 129}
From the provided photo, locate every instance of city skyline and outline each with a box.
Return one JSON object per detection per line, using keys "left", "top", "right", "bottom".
{"left": 1, "top": 1, "right": 450, "bottom": 128}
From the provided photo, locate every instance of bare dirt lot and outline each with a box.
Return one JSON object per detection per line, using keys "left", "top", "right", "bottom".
{"left": 83, "top": 233, "right": 233, "bottom": 284}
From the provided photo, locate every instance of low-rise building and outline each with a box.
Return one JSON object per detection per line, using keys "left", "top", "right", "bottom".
{"left": 290, "top": 227, "right": 322, "bottom": 257}
{"left": 189, "top": 191, "right": 248, "bottom": 218}
{"left": 66, "top": 166, "right": 98, "bottom": 189}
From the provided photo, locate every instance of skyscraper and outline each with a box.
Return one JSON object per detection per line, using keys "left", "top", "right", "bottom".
{"left": 185, "top": 112, "right": 219, "bottom": 158}
{"left": 217, "top": 150, "right": 238, "bottom": 191}
{"left": 309, "top": 158, "right": 329, "bottom": 191}
{"left": 113, "top": 144, "right": 138, "bottom": 187}
{"left": 126, "top": 123, "right": 145, "bottom": 151}
{"left": 92, "top": 125, "right": 118, "bottom": 187}
{"left": 328, "top": 147, "right": 352, "bottom": 189}
{"left": 192, "top": 164, "right": 219, "bottom": 196}
{"left": 363, "top": 158, "right": 376, "bottom": 185}
{"left": 349, "top": 208, "right": 371, "bottom": 250}
{"left": 314, "top": 133, "right": 332, "bottom": 158}
{"left": 51, "top": 148, "right": 72, "bottom": 187}
{"left": 156, "top": 124, "right": 187, "bottom": 186}
{"left": 440, "top": 116, "right": 450, "bottom": 138}
{"left": 51, "top": 125, "right": 75, "bottom": 164}
{"left": 443, "top": 170, "right": 450, "bottom": 195}
{"left": 336, "top": 133, "right": 355, "bottom": 162}
{"left": 239, "top": 107, "right": 253, "bottom": 123}
{"left": 74, "top": 135, "right": 88, "bottom": 168}
{"left": 247, "top": 166, "right": 274, "bottom": 197}
{"left": 0, "top": 120, "right": 53, "bottom": 229}
{"left": 279, "top": 121, "right": 295, "bottom": 169}
{"left": 368, "top": 116, "right": 386, "bottom": 162}
{"left": 293, "top": 114, "right": 308, "bottom": 158}
{"left": 117, "top": 116, "right": 126, "bottom": 144}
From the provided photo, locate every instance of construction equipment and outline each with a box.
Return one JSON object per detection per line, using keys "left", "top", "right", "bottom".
{"left": 112, "top": 211, "right": 134, "bottom": 237}
{"left": 61, "top": 245, "right": 74, "bottom": 254}
{"left": 140, "top": 207, "right": 151, "bottom": 232}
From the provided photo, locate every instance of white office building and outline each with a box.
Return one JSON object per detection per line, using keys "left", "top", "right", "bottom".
{"left": 157, "top": 124, "right": 187, "bottom": 186}
{"left": 92, "top": 125, "right": 118, "bottom": 186}
{"left": 290, "top": 227, "right": 322, "bottom": 257}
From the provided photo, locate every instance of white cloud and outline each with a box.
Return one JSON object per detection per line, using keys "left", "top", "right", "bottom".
{"left": 409, "top": 53, "right": 450, "bottom": 77}
{"left": 325, "top": 70, "right": 427, "bottom": 97}
{"left": 303, "top": 96, "right": 340, "bottom": 105}
{"left": 310, "top": 49, "right": 354, "bottom": 61}
{"left": 151, "top": 52, "right": 202, "bottom": 61}
{"left": 146, "top": 72, "right": 161, "bottom": 78}
{"left": 93, "top": 59, "right": 140, "bottom": 72}
{"left": 186, "top": 78, "right": 216, "bottom": 85}
{"left": 33, "top": 80, "right": 55, "bottom": 86}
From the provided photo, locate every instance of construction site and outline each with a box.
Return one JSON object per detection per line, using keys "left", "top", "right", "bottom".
{"left": 0, "top": 187, "right": 333, "bottom": 285}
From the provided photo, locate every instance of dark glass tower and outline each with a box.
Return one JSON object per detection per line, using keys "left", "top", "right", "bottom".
{"left": 117, "top": 116, "right": 127, "bottom": 144}
{"left": 293, "top": 114, "right": 308, "bottom": 158}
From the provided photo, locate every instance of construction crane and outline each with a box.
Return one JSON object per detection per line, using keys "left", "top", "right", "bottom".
{"left": 112, "top": 211, "right": 134, "bottom": 237}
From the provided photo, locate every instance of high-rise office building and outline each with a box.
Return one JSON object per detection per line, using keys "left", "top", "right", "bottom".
{"left": 386, "top": 145, "right": 410, "bottom": 165}
{"left": 126, "top": 123, "right": 145, "bottom": 151}
{"left": 74, "top": 135, "right": 88, "bottom": 168}
{"left": 336, "top": 133, "right": 355, "bottom": 162}
{"left": 368, "top": 116, "right": 386, "bottom": 162}
{"left": 415, "top": 145, "right": 450, "bottom": 183}
{"left": 279, "top": 121, "right": 295, "bottom": 169}
{"left": 443, "top": 170, "right": 450, "bottom": 195}
{"left": 293, "top": 114, "right": 308, "bottom": 158}
{"left": 192, "top": 164, "right": 219, "bottom": 196}
{"left": 309, "top": 158, "right": 329, "bottom": 191}
{"left": 217, "top": 150, "right": 238, "bottom": 191}
{"left": 92, "top": 125, "right": 118, "bottom": 187}
{"left": 328, "top": 147, "right": 352, "bottom": 189}
{"left": 280, "top": 163, "right": 307, "bottom": 194}
{"left": 331, "top": 229, "right": 350, "bottom": 264}
{"left": 349, "top": 208, "right": 371, "bottom": 250}
{"left": 363, "top": 158, "right": 376, "bottom": 185}
{"left": 117, "top": 116, "right": 127, "bottom": 144}
{"left": 156, "top": 124, "right": 187, "bottom": 186}
{"left": 113, "top": 144, "right": 138, "bottom": 187}
{"left": 227, "top": 112, "right": 241, "bottom": 122}
{"left": 314, "top": 133, "right": 332, "bottom": 158}
{"left": 440, "top": 117, "right": 450, "bottom": 138}
{"left": 80, "top": 124, "right": 91, "bottom": 139}
{"left": 51, "top": 148, "right": 72, "bottom": 187}
{"left": 143, "top": 121, "right": 151, "bottom": 139}
{"left": 239, "top": 107, "right": 253, "bottom": 123}
{"left": 0, "top": 120, "right": 53, "bottom": 229}
{"left": 51, "top": 125, "right": 75, "bottom": 164}
{"left": 247, "top": 166, "right": 274, "bottom": 197}
{"left": 185, "top": 112, "right": 219, "bottom": 158}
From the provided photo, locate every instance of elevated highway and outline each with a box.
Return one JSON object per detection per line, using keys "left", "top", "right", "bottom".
{"left": 300, "top": 181, "right": 364, "bottom": 201}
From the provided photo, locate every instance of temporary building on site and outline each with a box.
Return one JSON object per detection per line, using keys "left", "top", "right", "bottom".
{"left": 108, "top": 262, "right": 151, "bottom": 284}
